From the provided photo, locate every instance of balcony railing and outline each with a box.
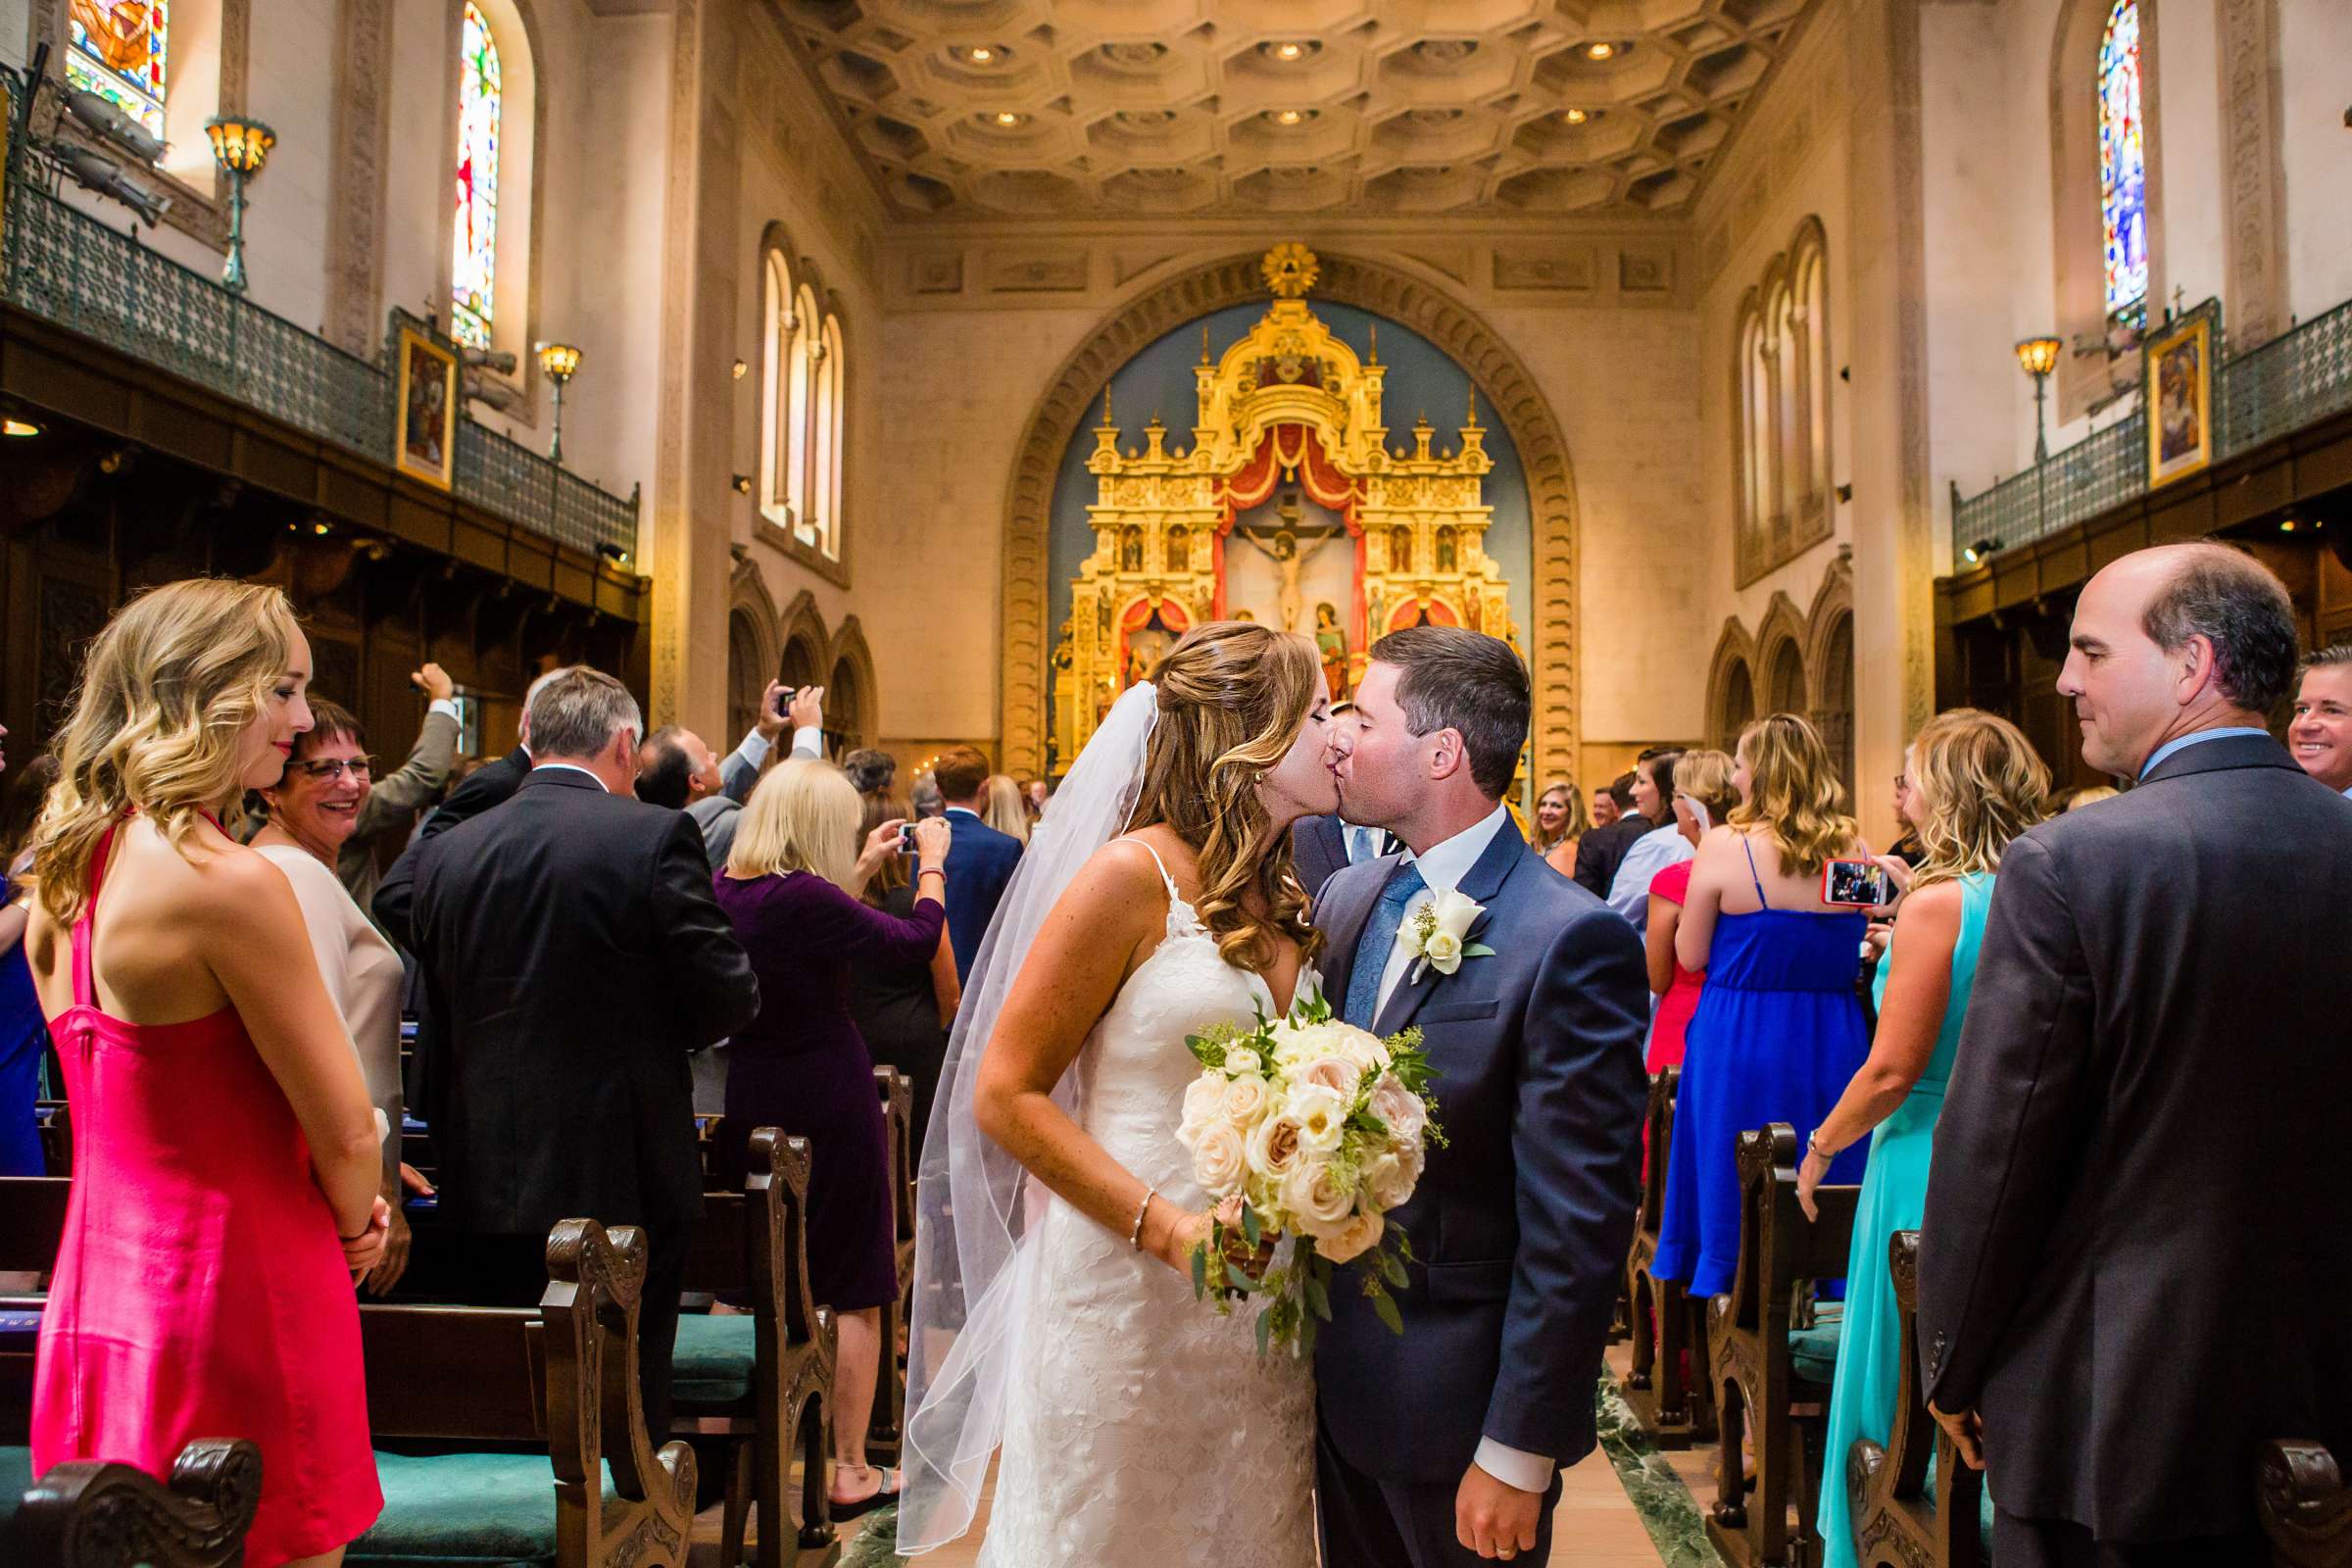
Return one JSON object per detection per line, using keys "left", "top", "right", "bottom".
{"left": 1, "top": 176, "right": 639, "bottom": 562}
{"left": 1955, "top": 296, "right": 2352, "bottom": 561}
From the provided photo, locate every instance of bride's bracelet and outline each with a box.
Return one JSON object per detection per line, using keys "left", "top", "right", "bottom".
{"left": 1127, "top": 1187, "right": 1156, "bottom": 1251}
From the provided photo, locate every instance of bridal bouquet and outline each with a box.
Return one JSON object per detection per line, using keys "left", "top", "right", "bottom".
{"left": 1174, "top": 991, "right": 1443, "bottom": 1355}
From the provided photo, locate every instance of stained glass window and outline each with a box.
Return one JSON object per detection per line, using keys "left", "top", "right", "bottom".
{"left": 65, "top": 1, "right": 169, "bottom": 142}
{"left": 452, "top": 3, "right": 503, "bottom": 350}
{"left": 2097, "top": 0, "right": 2146, "bottom": 322}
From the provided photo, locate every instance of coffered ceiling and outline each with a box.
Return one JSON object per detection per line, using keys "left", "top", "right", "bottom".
{"left": 766, "top": 0, "right": 1823, "bottom": 222}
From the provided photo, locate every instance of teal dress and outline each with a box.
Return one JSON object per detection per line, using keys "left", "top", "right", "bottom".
{"left": 1817, "top": 870, "right": 1993, "bottom": 1568}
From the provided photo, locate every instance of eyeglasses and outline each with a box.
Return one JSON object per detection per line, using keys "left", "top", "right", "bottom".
{"left": 289, "top": 756, "right": 375, "bottom": 781}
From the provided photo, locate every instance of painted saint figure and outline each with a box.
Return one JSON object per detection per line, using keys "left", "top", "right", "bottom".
{"left": 1313, "top": 602, "right": 1350, "bottom": 703}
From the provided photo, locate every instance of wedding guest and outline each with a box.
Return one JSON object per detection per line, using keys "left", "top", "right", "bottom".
{"left": 844, "top": 747, "right": 898, "bottom": 800}
{"left": 376, "top": 665, "right": 758, "bottom": 1440}
{"left": 2290, "top": 644, "right": 2352, "bottom": 796}
{"left": 1801, "top": 710, "right": 2046, "bottom": 1568}
{"left": 910, "top": 774, "right": 945, "bottom": 820}
{"left": 717, "top": 760, "right": 950, "bottom": 1517}
{"left": 682, "top": 683, "right": 826, "bottom": 864}
{"left": 981, "top": 773, "right": 1031, "bottom": 847}
{"left": 1655, "top": 713, "right": 1870, "bottom": 1298}
{"left": 1025, "top": 777, "right": 1051, "bottom": 816}
{"left": 1920, "top": 543, "right": 2352, "bottom": 1564}
{"left": 1605, "top": 748, "right": 1692, "bottom": 925}
{"left": 331, "top": 663, "right": 463, "bottom": 909}
{"left": 1291, "top": 814, "right": 1394, "bottom": 901}
{"left": 1573, "top": 764, "right": 1654, "bottom": 898}
{"left": 1532, "top": 776, "right": 1589, "bottom": 867}
{"left": 1590, "top": 780, "right": 1623, "bottom": 831}
{"left": 0, "top": 750, "right": 59, "bottom": 1177}
{"left": 933, "top": 747, "right": 1021, "bottom": 983}
{"left": 1643, "top": 749, "right": 1738, "bottom": 1078}
{"left": 846, "top": 790, "right": 959, "bottom": 1158}
{"left": 250, "top": 697, "right": 416, "bottom": 1294}
{"left": 407, "top": 664, "right": 574, "bottom": 846}
{"left": 24, "top": 578, "right": 387, "bottom": 1564}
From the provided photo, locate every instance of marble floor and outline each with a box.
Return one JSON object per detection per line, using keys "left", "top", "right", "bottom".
{"left": 689, "top": 1341, "right": 1731, "bottom": 1567}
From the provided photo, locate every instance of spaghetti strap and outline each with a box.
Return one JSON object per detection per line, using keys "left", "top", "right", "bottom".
{"left": 71, "top": 823, "right": 123, "bottom": 1010}
{"left": 1118, "top": 835, "right": 1186, "bottom": 907}
{"left": 1740, "top": 834, "right": 1771, "bottom": 910}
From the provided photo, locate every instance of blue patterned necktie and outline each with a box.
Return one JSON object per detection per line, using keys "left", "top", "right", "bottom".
{"left": 1345, "top": 861, "right": 1426, "bottom": 1030}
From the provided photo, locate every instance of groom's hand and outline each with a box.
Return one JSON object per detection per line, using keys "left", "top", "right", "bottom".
{"left": 1457, "top": 1463, "right": 1542, "bottom": 1559}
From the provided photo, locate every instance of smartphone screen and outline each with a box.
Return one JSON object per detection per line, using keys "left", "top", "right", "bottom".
{"left": 1823, "top": 859, "right": 1890, "bottom": 907}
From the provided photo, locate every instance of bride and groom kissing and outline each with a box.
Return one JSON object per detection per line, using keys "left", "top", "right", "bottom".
{"left": 898, "top": 621, "right": 1650, "bottom": 1567}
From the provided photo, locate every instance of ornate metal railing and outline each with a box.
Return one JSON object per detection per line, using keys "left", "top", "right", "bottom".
{"left": 1955, "top": 296, "right": 2352, "bottom": 561}
{"left": 0, "top": 177, "right": 639, "bottom": 561}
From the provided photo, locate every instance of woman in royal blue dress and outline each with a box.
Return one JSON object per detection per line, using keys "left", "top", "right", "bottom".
{"left": 1798, "top": 710, "right": 2047, "bottom": 1568}
{"left": 1655, "top": 712, "right": 1872, "bottom": 1299}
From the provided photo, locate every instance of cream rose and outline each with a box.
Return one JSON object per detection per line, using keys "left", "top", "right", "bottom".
{"left": 1179, "top": 1073, "right": 1227, "bottom": 1142}
{"left": 1292, "top": 1054, "right": 1359, "bottom": 1097}
{"left": 1368, "top": 1076, "right": 1427, "bottom": 1145}
{"left": 1285, "top": 1083, "right": 1348, "bottom": 1153}
{"left": 1223, "top": 1045, "right": 1264, "bottom": 1077}
{"left": 1190, "top": 1122, "right": 1247, "bottom": 1198}
{"left": 1336, "top": 1030, "right": 1392, "bottom": 1073}
{"left": 1361, "top": 1151, "right": 1419, "bottom": 1212}
{"left": 1246, "top": 1114, "right": 1304, "bottom": 1180}
{"left": 1221, "top": 1073, "right": 1274, "bottom": 1128}
{"left": 1314, "top": 1206, "right": 1385, "bottom": 1264}
{"left": 1420, "top": 928, "right": 1463, "bottom": 973}
{"left": 1278, "top": 1157, "right": 1356, "bottom": 1237}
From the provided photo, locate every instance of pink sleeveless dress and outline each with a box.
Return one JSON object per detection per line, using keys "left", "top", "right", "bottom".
{"left": 31, "top": 823, "right": 382, "bottom": 1566}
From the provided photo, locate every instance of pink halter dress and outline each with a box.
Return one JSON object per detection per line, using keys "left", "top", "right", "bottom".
{"left": 31, "top": 821, "right": 382, "bottom": 1566}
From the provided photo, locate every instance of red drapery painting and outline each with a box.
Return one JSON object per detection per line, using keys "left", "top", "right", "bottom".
{"left": 1215, "top": 423, "right": 1365, "bottom": 640}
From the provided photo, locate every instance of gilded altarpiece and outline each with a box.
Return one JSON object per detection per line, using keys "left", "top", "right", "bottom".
{"left": 1052, "top": 245, "right": 1512, "bottom": 766}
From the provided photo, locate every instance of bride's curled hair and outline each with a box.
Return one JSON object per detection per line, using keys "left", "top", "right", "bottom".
{"left": 1124, "top": 621, "right": 1323, "bottom": 976}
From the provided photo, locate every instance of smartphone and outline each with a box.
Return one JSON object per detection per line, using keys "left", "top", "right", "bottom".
{"left": 899, "top": 823, "right": 918, "bottom": 857}
{"left": 1822, "top": 858, "right": 1891, "bottom": 908}
{"left": 769, "top": 684, "right": 798, "bottom": 720}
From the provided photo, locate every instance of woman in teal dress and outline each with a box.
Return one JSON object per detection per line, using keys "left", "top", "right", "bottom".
{"left": 1798, "top": 709, "right": 2050, "bottom": 1568}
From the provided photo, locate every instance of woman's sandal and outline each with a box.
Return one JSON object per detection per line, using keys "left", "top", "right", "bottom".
{"left": 828, "top": 1464, "right": 904, "bottom": 1522}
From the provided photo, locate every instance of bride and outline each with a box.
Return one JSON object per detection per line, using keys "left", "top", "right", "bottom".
{"left": 899, "top": 621, "right": 1338, "bottom": 1564}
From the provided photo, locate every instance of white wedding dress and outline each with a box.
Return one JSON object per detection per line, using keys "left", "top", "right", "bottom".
{"left": 976, "top": 844, "right": 1319, "bottom": 1568}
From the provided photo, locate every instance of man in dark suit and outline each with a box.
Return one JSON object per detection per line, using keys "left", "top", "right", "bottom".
{"left": 406, "top": 663, "right": 578, "bottom": 847}
{"left": 1313, "top": 627, "right": 1648, "bottom": 1567}
{"left": 1569, "top": 768, "right": 1649, "bottom": 898}
{"left": 1291, "top": 813, "right": 1396, "bottom": 904}
{"left": 931, "top": 745, "right": 1022, "bottom": 984}
{"left": 375, "top": 667, "right": 760, "bottom": 1439}
{"left": 1919, "top": 543, "right": 2352, "bottom": 1566}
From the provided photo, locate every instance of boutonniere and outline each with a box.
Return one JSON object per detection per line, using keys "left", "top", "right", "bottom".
{"left": 1403, "top": 890, "right": 1496, "bottom": 984}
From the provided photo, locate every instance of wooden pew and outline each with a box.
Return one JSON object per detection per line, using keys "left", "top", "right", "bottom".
{"left": 6, "top": 1439, "right": 262, "bottom": 1568}
{"left": 1621, "top": 1067, "right": 1717, "bottom": 1448}
{"left": 2259, "top": 1441, "right": 2352, "bottom": 1567}
{"left": 868, "top": 1068, "right": 916, "bottom": 1465}
{"left": 1706, "top": 1123, "right": 1860, "bottom": 1568}
{"left": 675, "top": 1128, "right": 839, "bottom": 1568}
{"left": 696, "top": 1113, "right": 728, "bottom": 1192}
{"left": 1845, "top": 1230, "right": 1986, "bottom": 1568}
{"left": 32, "top": 1102, "right": 70, "bottom": 1179}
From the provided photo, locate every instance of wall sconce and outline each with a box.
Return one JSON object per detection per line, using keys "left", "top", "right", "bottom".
{"left": 731, "top": 473, "right": 754, "bottom": 495}
{"left": 2, "top": 418, "right": 42, "bottom": 438}
{"left": 2015, "top": 336, "right": 2063, "bottom": 463}
{"left": 1835, "top": 482, "right": 1853, "bottom": 504}
{"left": 536, "top": 342, "right": 583, "bottom": 464}
{"left": 731, "top": 359, "right": 748, "bottom": 379}
{"left": 204, "top": 116, "right": 276, "bottom": 294}
{"left": 1962, "top": 537, "right": 2000, "bottom": 565}
{"left": 596, "top": 541, "right": 632, "bottom": 568}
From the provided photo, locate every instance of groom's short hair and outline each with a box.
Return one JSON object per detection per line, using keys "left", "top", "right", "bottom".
{"left": 1367, "top": 626, "right": 1530, "bottom": 800}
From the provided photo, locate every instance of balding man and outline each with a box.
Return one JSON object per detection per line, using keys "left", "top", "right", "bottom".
{"left": 1919, "top": 543, "right": 2352, "bottom": 1566}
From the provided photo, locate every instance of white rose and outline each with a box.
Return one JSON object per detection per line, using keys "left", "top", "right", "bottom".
{"left": 1224, "top": 1045, "right": 1264, "bottom": 1077}
{"left": 1190, "top": 1122, "right": 1248, "bottom": 1198}
{"left": 1426, "top": 888, "right": 1482, "bottom": 944}
{"left": 1285, "top": 1083, "right": 1348, "bottom": 1153}
{"left": 1335, "top": 1029, "right": 1391, "bottom": 1073}
{"left": 1367, "top": 1076, "right": 1427, "bottom": 1145}
{"left": 1314, "top": 1206, "right": 1385, "bottom": 1264}
{"left": 1292, "top": 1054, "right": 1358, "bottom": 1098}
{"left": 1420, "top": 929, "right": 1463, "bottom": 973}
{"left": 1221, "top": 1073, "right": 1274, "bottom": 1128}
{"left": 1278, "top": 1157, "right": 1356, "bottom": 1237}
{"left": 1246, "top": 1114, "right": 1305, "bottom": 1180}
{"left": 1361, "top": 1151, "right": 1419, "bottom": 1212}
{"left": 1178, "top": 1073, "right": 1227, "bottom": 1146}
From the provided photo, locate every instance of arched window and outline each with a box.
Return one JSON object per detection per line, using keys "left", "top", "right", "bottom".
{"left": 759, "top": 250, "right": 805, "bottom": 528}
{"left": 2097, "top": 0, "right": 2147, "bottom": 325}
{"left": 452, "top": 2, "right": 502, "bottom": 349}
{"left": 64, "top": 1, "right": 167, "bottom": 140}
{"left": 815, "top": 312, "right": 845, "bottom": 559}
{"left": 1731, "top": 219, "right": 1834, "bottom": 588}
{"left": 789, "top": 283, "right": 819, "bottom": 531}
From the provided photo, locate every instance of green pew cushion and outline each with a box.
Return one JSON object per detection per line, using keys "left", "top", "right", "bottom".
{"left": 670, "top": 1312, "right": 756, "bottom": 1406}
{"left": 1922, "top": 1449, "right": 1996, "bottom": 1555}
{"left": 1788, "top": 1314, "right": 1842, "bottom": 1385}
{"left": 0, "top": 1444, "right": 30, "bottom": 1530}
{"left": 349, "top": 1450, "right": 620, "bottom": 1567}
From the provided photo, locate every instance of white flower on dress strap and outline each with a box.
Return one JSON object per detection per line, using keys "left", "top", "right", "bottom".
{"left": 1401, "top": 889, "right": 1494, "bottom": 984}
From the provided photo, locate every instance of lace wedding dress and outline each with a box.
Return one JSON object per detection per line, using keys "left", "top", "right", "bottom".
{"left": 976, "top": 843, "right": 1319, "bottom": 1568}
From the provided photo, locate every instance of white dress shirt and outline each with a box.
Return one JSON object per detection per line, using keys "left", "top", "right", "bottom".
{"left": 1604, "top": 822, "right": 1695, "bottom": 927}
{"left": 728, "top": 723, "right": 823, "bottom": 774}
{"left": 533, "top": 761, "right": 608, "bottom": 791}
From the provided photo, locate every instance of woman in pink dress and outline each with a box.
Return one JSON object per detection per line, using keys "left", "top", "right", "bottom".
{"left": 23, "top": 579, "right": 388, "bottom": 1568}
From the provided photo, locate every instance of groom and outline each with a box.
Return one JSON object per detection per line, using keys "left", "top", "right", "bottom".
{"left": 1313, "top": 626, "right": 1647, "bottom": 1565}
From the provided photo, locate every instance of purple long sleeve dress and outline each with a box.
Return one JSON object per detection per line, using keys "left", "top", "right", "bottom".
{"left": 712, "top": 867, "right": 945, "bottom": 1310}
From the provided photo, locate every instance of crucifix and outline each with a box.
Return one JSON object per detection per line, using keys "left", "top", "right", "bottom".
{"left": 1234, "top": 492, "right": 1339, "bottom": 632}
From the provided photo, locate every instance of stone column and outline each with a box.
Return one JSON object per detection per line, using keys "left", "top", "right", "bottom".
{"left": 2220, "top": 0, "right": 2289, "bottom": 350}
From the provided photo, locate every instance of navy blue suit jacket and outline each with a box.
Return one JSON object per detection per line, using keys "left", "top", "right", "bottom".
{"left": 941, "top": 807, "right": 1022, "bottom": 984}
{"left": 1311, "top": 822, "right": 1647, "bottom": 1484}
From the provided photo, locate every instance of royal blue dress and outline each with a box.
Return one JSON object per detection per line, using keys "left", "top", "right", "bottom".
{"left": 0, "top": 868, "right": 48, "bottom": 1176}
{"left": 1653, "top": 837, "right": 1870, "bottom": 1298}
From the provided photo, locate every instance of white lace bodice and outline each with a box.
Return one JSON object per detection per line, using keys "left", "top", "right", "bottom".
{"left": 975, "top": 845, "right": 1319, "bottom": 1568}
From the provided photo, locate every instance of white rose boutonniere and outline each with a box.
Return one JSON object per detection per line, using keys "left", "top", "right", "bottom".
{"left": 1401, "top": 889, "right": 1495, "bottom": 983}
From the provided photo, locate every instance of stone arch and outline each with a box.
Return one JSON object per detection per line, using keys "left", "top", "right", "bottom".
{"left": 726, "top": 553, "right": 781, "bottom": 740}
{"left": 1755, "top": 591, "right": 1812, "bottom": 715}
{"left": 826, "top": 616, "right": 879, "bottom": 752}
{"left": 777, "top": 589, "right": 828, "bottom": 691}
{"left": 1705, "top": 619, "right": 1760, "bottom": 751}
{"left": 1806, "top": 556, "right": 1857, "bottom": 805}
{"left": 1000, "top": 249, "right": 1583, "bottom": 782}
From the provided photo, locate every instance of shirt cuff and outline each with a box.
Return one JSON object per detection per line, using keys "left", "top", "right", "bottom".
{"left": 1473, "top": 1438, "right": 1555, "bottom": 1494}
{"left": 426, "top": 699, "right": 463, "bottom": 722}
{"left": 736, "top": 729, "right": 773, "bottom": 768}
{"left": 790, "top": 725, "right": 822, "bottom": 759}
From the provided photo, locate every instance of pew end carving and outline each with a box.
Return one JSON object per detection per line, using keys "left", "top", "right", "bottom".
{"left": 8, "top": 1439, "right": 262, "bottom": 1568}
{"left": 870, "top": 1068, "right": 915, "bottom": 1464}
{"left": 2258, "top": 1440, "right": 2352, "bottom": 1568}
{"left": 1621, "top": 1067, "right": 1717, "bottom": 1447}
{"left": 1846, "top": 1229, "right": 1985, "bottom": 1568}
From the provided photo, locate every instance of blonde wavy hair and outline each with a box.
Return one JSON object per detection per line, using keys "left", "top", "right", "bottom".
{"left": 730, "top": 758, "right": 861, "bottom": 891}
{"left": 1532, "top": 777, "right": 1588, "bottom": 853}
{"left": 1124, "top": 621, "right": 1323, "bottom": 975}
{"left": 33, "top": 579, "right": 304, "bottom": 925}
{"left": 1906, "top": 709, "right": 2049, "bottom": 887}
{"left": 980, "top": 773, "right": 1030, "bottom": 846}
{"left": 1672, "top": 748, "right": 1740, "bottom": 829}
{"left": 1729, "top": 712, "right": 1857, "bottom": 880}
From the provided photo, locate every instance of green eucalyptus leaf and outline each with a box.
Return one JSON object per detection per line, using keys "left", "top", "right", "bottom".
{"left": 1373, "top": 1289, "right": 1404, "bottom": 1335}
{"left": 1242, "top": 1202, "right": 1262, "bottom": 1250}
{"left": 1191, "top": 1245, "right": 1208, "bottom": 1298}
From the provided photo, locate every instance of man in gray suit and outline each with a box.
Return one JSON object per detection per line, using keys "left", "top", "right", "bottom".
{"left": 1919, "top": 542, "right": 2352, "bottom": 1566}
{"left": 634, "top": 681, "right": 825, "bottom": 864}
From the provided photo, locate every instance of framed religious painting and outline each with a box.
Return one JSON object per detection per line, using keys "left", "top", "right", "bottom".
{"left": 2143, "top": 305, "right": 2215, "bottom": 490}
{"left": 394, "top": 325, "right": 459, "bottom": 491}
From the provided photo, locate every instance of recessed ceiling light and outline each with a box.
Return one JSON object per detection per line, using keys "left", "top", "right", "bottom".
{"left": 1275, "top": 41, "right": 1303, "bottom": 60}
{"left": 967, "top": 46, "right": 994, "bottom": 63}
{"left": 1275, "top": 109, "right": 1303, "bottom": 125}
{"left": 1586, "top": 40, "right": 1622, "bottom": 60}
{"left": 993, "top": 111, "right": 1026, "bottom": 126}
{"left": 1, "top": 417, "right": 38, "bottom": 437}
{"left": 1562, "top": 108, "right": 1590, "bottom": 124}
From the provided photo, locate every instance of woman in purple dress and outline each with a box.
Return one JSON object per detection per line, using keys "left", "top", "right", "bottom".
{"left": 714, "top": 759, "right": 950, "bottom": 1520}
